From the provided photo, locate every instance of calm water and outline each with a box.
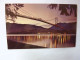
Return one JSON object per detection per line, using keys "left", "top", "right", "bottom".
{"left": 7, "top": 34, "right": 76, "bottom": 48}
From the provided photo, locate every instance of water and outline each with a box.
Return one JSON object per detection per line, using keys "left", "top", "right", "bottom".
{"left": 7, "top": 34, "right": 76, "bottom": 48}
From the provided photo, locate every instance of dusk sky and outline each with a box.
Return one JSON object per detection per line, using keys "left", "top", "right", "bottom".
{"left": 6, "top": 4, "right": 77, "bottom": 28}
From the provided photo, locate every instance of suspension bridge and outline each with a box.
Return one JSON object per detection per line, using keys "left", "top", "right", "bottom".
{"left": 6, "top": 8, "right": 69, "bottom": 32}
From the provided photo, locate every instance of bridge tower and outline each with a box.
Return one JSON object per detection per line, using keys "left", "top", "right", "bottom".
{"left": 55, "top": 17, "right": 58, "bottom": 24}
{"left": 55, "top": 17, "right": 58, "bottom": 33}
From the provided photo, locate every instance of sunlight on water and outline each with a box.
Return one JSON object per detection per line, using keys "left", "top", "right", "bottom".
{"left": 7, "top": 34, "right": 76, "bottom": 48}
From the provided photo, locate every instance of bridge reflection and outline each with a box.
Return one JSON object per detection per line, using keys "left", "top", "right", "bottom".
{"left": 7, "top": 34, "right": 75, "bottom": 48}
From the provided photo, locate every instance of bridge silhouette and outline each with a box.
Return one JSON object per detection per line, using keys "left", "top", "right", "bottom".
{"left": 16, "top": 14, "right": 69, "bottom": 32}
{"left": 6, "top": 10, "right": 69, "bottom": 32}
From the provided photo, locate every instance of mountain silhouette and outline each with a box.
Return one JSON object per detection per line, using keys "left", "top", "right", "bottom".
{"left": 6, "top": 22, "right": 76, "bottom": 34}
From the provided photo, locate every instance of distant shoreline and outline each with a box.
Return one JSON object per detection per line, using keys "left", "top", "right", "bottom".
{"left": 7, "top": 34, "right": 76, "bottom": 36}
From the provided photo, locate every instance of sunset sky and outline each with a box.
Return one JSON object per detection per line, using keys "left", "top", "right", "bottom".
{"left": 6, "top": 4, "right": 77, "bottom": 28}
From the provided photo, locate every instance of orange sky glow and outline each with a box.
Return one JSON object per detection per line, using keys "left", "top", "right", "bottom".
{"left": 6, "top": 4, "right": 77, "bottom": 28}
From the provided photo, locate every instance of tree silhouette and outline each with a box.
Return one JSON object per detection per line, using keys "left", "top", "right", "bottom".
{"left": 48, "top": 4, "right": 77, "bottom": 17}
{"left": 5, "top": 4, "right": 24, "bottom": 22}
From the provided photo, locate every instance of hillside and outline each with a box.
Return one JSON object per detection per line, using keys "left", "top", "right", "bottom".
{"left": 6, "top": 22, "right": 76, "bottom": 34}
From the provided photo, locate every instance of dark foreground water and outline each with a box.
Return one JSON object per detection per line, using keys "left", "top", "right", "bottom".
{"left": 7, "top": 34, "right": 76, "bottom": 48}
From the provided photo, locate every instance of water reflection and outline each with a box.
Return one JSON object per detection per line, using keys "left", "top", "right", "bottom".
{"left": 7, "top": 34, "right": 76, "bottom": 48}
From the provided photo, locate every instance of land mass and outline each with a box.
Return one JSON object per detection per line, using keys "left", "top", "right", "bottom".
{"left": 6, "top": 22, "right": 76, "bottom": 34}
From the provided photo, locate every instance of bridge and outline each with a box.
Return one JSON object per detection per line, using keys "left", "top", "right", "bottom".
{"left": 6, "top": 8, "right": 69, "bottom": 32}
